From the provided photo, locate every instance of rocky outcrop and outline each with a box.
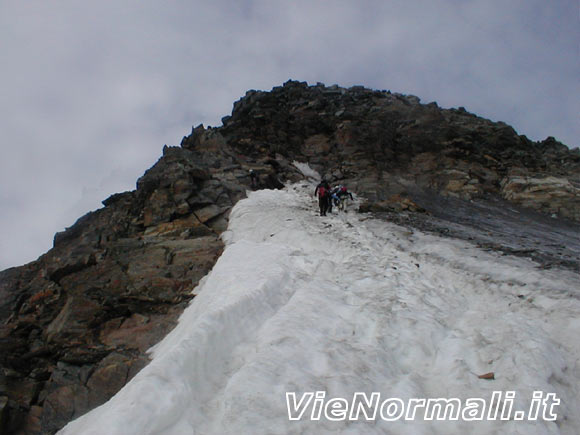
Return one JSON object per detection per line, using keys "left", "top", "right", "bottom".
{"left": 220, "top": 81, "right": 579, "bottom": 219}
{"left": 500, "top": 174, "right": 580, "bottom": 221}
{"left": 1, "top": 80, "right": 578, "bottom": 434}
{"left": 0, "top": 142, "right": 292, "bottom": 434}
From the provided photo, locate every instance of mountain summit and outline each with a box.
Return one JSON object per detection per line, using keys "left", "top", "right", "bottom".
{"left": 1, "top": 81, "right": 579, "bottom": 434}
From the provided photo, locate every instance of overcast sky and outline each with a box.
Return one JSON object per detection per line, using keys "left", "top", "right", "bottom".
{"left": 1, "top": 0, "right": 578, "bottom": 270}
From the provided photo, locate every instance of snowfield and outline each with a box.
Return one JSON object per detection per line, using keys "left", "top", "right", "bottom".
{"left": 59, "top": 181, "right": 580, "bottom": 435}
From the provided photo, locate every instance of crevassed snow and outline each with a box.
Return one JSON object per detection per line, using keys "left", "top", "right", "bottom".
{"left": 60, "top": 182, "right": 580, "bottom": 435}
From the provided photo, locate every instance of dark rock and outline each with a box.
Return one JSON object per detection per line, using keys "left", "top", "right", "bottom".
{"left": 102, "top": 191, "right": 133, "bottom": 207}
{"left": 4, "top": 377, "right": 41, "bottom": 408}
{"left": 15, "top": 404, "right": 42, "bottom": 434}
{"left": 0, "top": 396, "right": 8, "bottom": 434}
{"left": 85, "top": 353, "right": 133, "bottom": 408}
{"left": 478, "top": 372, "right": 495, "bottom": 380}
{"left": 41, "top": 384, "right": 89, "bottom": 434}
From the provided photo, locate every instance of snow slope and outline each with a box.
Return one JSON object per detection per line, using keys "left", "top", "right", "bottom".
{"left": 59, "top": 181, "right": 580, "bottom": 435}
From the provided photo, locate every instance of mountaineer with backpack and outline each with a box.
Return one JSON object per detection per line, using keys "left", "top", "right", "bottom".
{"left": 330, "top": 186, "right": 341, "bottom": 209}
{"left": 249, "top": 169, "right": 259, "bottom": 189}
{"left": 333, "top": 185, "right": 354, "bottom": 212}
{"left": 314, "top": 180, "right": 331, "bottom": 216}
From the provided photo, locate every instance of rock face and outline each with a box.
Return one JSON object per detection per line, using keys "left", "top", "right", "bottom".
{"left": 220, "top": 81, "right": 579, "bottom": 217}
{"left": 0, "top": 143, "right": 293, "bottom": 434}
{"left": 500, "top": 175, "right": 580, "bottom": 220}
{"left": 1, "top": 80, "right": 578, "bottom": 434}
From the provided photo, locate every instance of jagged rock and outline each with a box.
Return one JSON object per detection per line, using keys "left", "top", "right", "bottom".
{"left": 0, "top": 144, "right": 236, "bottom": 433}
{"left": 500, "top": 175, "right": 580, "bottom": 220}
{"left": 99, "top": 313, "right": 174, "bottom": 352}
{"left": 45, "top": 296, "right": 102, "bottom": 344}
{"left": 478, "top": 372, "right": 495, "bottom": 380}
{"left": 41, "top": 383, "right": 89, "bottom": 434}
{"left": 3, "top": 376, "right": 41, "bottom": 422}
{"left": 15, "top": 405, "right": 42, "bottom": 434}
{"left": 85, "top": 352, "right": 136, "bottom": 408}
{"left": 193, "top": 204, "right": 227, "bottom": 224}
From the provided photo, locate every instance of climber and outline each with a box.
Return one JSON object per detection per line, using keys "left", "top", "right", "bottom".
{"left": 330, "top": 185, "right": 342, "bottom": 208}
{"left": 249, "top": 169, "right": 258, "bottom": 189}
{"left": 336, "top": 185, "right": 354, "bottom": 212}
{"left": 314, "top": 180, "right": 331, "bottom": 216}
{"left": 327, "top": 185, "right": 340, "bottom": 214}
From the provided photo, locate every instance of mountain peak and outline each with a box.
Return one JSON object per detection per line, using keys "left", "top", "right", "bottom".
{"left": 1, "top": 81, "right": 578, "bottom": 433}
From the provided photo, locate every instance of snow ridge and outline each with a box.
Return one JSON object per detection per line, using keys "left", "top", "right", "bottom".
{"left": 60, "top": 182, "right": 580, "bottom": 434}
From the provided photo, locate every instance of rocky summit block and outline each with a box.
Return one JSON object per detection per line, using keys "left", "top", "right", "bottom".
{"left": 1, "top": 80, "right": 578, "bottom": 434}
{"left": 221, "top": 80, "right": 579, "bottom": 218}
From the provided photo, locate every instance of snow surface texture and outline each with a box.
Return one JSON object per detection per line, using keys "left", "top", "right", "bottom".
{"left": 60, "top": 182, "right": 580, "bottom": 435}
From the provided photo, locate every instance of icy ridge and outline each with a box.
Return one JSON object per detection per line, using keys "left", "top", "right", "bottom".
{"left": 60, "top": 182, "right": 580, "bottom": 434}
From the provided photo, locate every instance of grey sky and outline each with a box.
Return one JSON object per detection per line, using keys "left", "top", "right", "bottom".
{"left": 1, "top": 0, "right": 578, "bottom": 270}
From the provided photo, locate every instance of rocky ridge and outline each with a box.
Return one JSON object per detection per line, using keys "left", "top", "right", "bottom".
{"left": 221, "top": 81, "right": 579, "bottom": 220}
{"left": 1, "top": 80, "right": 579, "bottom": 434}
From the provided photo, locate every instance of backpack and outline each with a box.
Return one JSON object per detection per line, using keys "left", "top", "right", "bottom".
{"left": 318, "top": 186, "right": 327, "bottom": 197}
